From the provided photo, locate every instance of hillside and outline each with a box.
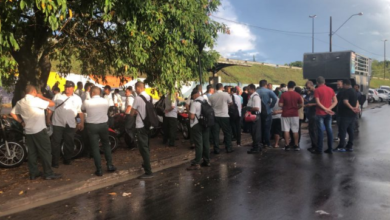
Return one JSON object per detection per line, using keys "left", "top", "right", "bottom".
{"left": 216, "top": 64, "right": 390, "bottom": 88}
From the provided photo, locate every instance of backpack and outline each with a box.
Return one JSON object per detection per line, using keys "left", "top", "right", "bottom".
{"left": 154, "top": 96, "right": 166, "bottom": 117}
{"left": 228, "top": 94, "right": 240, "bottom": 120}
{"left": 139, "top": 95, "right": 160, "bottom": 129}
{"left": 195, "top": 100, "right": 215, "bottom": 128}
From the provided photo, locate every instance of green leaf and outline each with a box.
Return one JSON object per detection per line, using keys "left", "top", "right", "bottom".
{"left": 20, "top": 0, "right": 26, "bottom": 10}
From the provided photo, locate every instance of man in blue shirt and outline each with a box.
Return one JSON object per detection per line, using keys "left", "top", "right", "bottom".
{"left": 256, "top": 80, "right": 278, "bottom": 148}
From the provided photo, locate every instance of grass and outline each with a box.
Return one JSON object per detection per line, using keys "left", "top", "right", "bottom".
{"left": 217, "top": 63, "right": 388, "bottom": 88}
{"left": 217, "top": 64, "right": 306, "bottom": 86}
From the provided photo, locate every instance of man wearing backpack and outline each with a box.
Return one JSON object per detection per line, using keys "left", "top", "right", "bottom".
{"left": 187, "top": 88, "right": 211, "bottom": 170}
{"left": 230, "top": 87, "right": 242, "bottom": 147}
{"left": 131, "top": 82, "right": 154, "bottom": 179}
{"left": 209, "top": 83, "right": 234, "bottom": 154}
{"left": 256, "top": 79, "right": 278, "bottom": 148}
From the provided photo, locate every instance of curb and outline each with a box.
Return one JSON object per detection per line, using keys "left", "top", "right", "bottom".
{"left": 0, "top": 150, "right": 194, "bottom": 217}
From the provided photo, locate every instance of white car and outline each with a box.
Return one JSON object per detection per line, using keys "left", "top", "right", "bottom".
{"left": 368, "top": 89, "right": 380, "bottom": 102}
{"left": 376, "top": 89, "right": 390, "bottom": 102}
{"left": 379, "top": 86, "right": 390, "bottom": 91}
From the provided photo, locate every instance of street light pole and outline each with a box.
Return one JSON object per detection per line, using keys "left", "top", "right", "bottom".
{"left": 384, "top": 39, "right": 387, "bottom": 79}
{"left": 329, "top": 12, "right": 363, "bottom": 52}
{"left": 309, "top": 15, "right": 317, "bottom": 53}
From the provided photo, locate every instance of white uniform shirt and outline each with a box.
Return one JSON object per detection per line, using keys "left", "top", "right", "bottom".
{"left": 75, "top": 89, "right": 83, "bottom": 97}
{"left": 83, "top": 95, "right": 109, "bottom": 124}
{"left": 11, "top": 95, "right": 49, "bottom": 134}
{"left": 189, "top": 96, "right": 204, "bottom": 127}
{"left": 209, "top": 90, "right": 232, "bottom": 117}
{"left": 50, "top": 93, "right": 82, "bottom": 128}
{"left": 114, "top": 93, "right": 123, "bottom": 107}
{"left": 104, "top": 93, "right": 117, "bottom": 107}
{"left": 125, "top": 95, "right": 135, "bottom": 115}
{"left": 272, "top": 98, "right": 282, "bottom": 119}
{"left": 164, "top": 95, "right": 178, "bottom": 118}
{"left": 132, "top": 91, "right": 151, "bottom": 128}
{"left": 232, "top": 94, "right": 242, "bottom": 117}
{"left": 247, "top": 92, "right": 261, "bottom": 114}
{"left": 202, "top": 94, "right": 210, "bottom": 105}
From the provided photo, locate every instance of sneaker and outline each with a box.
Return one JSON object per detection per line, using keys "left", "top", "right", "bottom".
{"left": 333, "top": 138, "right": 340, "bottom": 142}
{"left": 336, "top": 148, "right": 347, "bottom": 152}
{"left": 309, "top": 148, "right": 322, "bottom": 154}
{"left": 139, "top": 173, "right": 154, "bottom": 179}
{"left": 324, "top": 149, "right": 333, "bottom": 154}
{"left": 284, "top": 146, "right": 291, "bottom": 151}
{"left": 187, "top": 164, "right": 201, "bottom": 170}
{"left": 44, "top": 173, "right": 62, "bottom": 180}
{"left": 293, "top": 146, "right": 301, "bottom": 151}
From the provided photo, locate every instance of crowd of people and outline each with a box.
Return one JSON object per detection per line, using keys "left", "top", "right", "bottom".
{"left": 9, "top": 75, "right": 362, "bottom": 180}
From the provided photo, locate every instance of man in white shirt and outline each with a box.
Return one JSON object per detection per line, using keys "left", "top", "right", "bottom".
{"left": 187, "top": 88, "right": 211, "bottom": 170}
{"left": 230, "top": 87, "right": 242, "bottom": 147}
{"left": 75, "top": 81, "right": 84, "bottom": 97}
{"left": 81, "top": 82, "right": 92, "bottom": 102}
{"left": 84, "top": 86, "right": 116, "bottom": 176}
{"left": 11, "top": 85, "right": 61, "bottom": 180}
{"left": 47, "top": 81, "right": 84, "bottom": 167}
{"left": 124, "top": 87, "right": 136, "bottom": 148}
{"left": 209, "top": 83, "right": 234, "bottom": 154}
{"left": 114, "top": 89, "right": 124, "bottom": 111}
{"left": 245, "top": 84, "right": 262, "bottom": 154}
{"left": 163, "top": 92, "right": 178, "bottom": 147}
{"left": 131, "top": 82, "right": 153, "bottom": 179}
{"left": 103, "top": 85, "right": 117, "bottom": 107}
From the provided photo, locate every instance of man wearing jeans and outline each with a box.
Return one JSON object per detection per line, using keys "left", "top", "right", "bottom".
{"left": 256, "top": 79, "right": 278, "bottom": 148}
{"left": 335, "top": 79, "right": 359, "bottom": 152}
{"left": 311, "top": 76, "right": 338, "bottom": 154}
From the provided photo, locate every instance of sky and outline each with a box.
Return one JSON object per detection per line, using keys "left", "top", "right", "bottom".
{"left": 212, "top": 0, "right": 390, "bottom": 65}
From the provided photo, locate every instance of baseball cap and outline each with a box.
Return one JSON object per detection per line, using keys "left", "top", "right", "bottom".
{"left": 65, "top": 81, "right": 75, "bottom": 87}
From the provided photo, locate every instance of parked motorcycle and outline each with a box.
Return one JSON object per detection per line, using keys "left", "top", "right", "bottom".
{"left": 0, "top": 115, "right": 27, "bottom": 168}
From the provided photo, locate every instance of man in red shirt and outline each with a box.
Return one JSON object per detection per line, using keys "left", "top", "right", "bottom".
{"left": 312, "top": 76, "right": 338, "bottom": 154}
{"left": 279, "top": 81, "right": 303, "bottom": 151}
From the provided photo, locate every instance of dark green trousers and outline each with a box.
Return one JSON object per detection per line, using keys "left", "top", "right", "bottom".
{"left": 163, "top": 117, "right": 177, "bottom": 146}
{"left": 213, "top": 117, "right": 232, "bottom": 152}
{"left": 51, "top": 125, "right": 76, "bottom": 163}
{"left": 191, "top": 123, "right": 210, "bottom": 165}
{"left": 136, "top": 127, "right": 152, "bottom": 175}
{"left": 25, "top": 129, "right": 54, "bottom": 177}
{"left": 86, "top": 123, "right": 113, "bottom": 170}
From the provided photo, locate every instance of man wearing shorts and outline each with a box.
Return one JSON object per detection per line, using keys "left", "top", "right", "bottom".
{"left": 279, "top": 81, "right": 303, "bottom": 151}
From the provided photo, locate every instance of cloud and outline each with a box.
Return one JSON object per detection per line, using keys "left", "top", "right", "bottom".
{"left": 212, "top": 0, "right": 261, "bottom": 60}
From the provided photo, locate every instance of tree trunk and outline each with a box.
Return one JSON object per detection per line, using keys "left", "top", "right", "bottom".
{"left": 12, "top": 53, "right": 51, "bottom": 107}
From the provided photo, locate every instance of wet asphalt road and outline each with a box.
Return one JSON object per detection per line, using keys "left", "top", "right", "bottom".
{"left": 5, "top": 104, "right": 390, "bottom": 220}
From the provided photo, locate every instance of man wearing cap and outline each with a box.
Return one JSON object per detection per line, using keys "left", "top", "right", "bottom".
{"left": 47, "top": 80, "right": 84, "bottom": 167}
{"left": 84, "top": 86, "right": 117, "bottom": 176}
{"left": 11, "top": 85, "right": 62, "bottom": 180}
{"left": 187, "top": 88, "right": 211, "bottom": 170}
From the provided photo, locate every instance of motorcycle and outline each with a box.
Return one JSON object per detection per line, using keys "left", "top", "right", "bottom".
{"left": 109, "top": 113, "right": 133, "bottom": 149}
{"left": 177, "top": 106, "right": 190, "bottom": 140}
{"left": 0, "top": 115, "right": 27, "bottom": 168}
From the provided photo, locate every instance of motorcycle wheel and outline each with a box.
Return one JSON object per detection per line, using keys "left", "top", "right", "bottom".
{"left": 0, "top": 142, "right": 27, "bottom": 168}
{"left": 100, "top": 131, "right": 119, "bottom": 153}
{"left": 61, "top": 136, "right": 84, "bottom": 159}
{"left": 182, "top": 121, "right": 190, "bottom": 140}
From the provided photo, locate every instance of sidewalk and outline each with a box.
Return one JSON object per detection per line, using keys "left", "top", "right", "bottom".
{"left": 0, "top": 131, "right": 253, "bottom": 216}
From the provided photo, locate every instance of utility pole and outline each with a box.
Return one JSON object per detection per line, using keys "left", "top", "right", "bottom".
{"left": 330, "top": 16, "right": 333, "bottom": 52}
{"left": 309, "top": 15, "right": 316, "bottom": 53}
{"left": 384, "top": 39, "right": 387, "bottom": 79}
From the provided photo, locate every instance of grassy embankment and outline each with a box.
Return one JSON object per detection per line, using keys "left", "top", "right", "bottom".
{"left": 217, "top": 64, "right": 390, "bottom": 88}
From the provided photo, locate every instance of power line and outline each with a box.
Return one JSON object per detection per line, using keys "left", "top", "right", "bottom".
{"left": 211, "top": 15, "right": 328, "bottom": 35}
{"left": 334, "top": 34, "right": 383, "bottom": 57}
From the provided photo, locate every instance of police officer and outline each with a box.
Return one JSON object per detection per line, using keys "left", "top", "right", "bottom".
{"left": 163, "top": 91, "right": 178, "bottom": 147}
{"left": 131, "top": 82, "right": 154, "bottom": 179}
{"left": 187, "top": 88, "right": 211, "bottom": 170}
{"left": 246, "top": 84, "right": 262, "bottom": 154}
{"left": 11, "top": 85, "right": 62, "bottom": 180}
{"left": 84, "top": 86, "right": 117, "bottom": 176}
{"left": 47, "top": 81, "right": 84, "bottom": 167}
